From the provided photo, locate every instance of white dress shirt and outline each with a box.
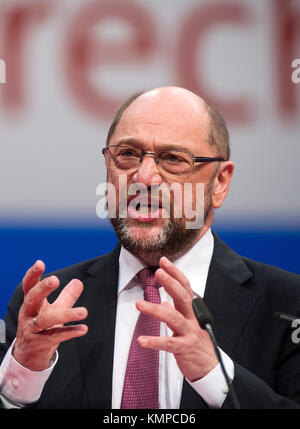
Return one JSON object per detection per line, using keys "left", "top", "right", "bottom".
{"left": 112, "top": 228, "right": 234, "bottom": 408}
{"left": 0, "top": 228, "right": 234, "bottom": 408}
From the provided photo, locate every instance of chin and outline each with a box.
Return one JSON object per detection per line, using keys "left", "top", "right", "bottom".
{"left": 126, "top": 216, "right": 169, "bottom": 242}
{"left": 127, "top": 223, "right": 164, "bottom": 241}
{"left": 110, "top": 213, "right": 201, "bottom": 259}
{"left": 111, "top": 216, "right": 170, "bottom": 253}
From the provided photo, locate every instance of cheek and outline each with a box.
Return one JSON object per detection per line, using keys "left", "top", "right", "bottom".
{"left": 107, "top": 169, "right": 117, "bottom": 185}
{"left": 106, "top": 173, "right": 122, "bottom": 214}
{"left": 181, "top": 182, "right": 205, "bottom": 212}
{"left": 108, "top": 172, "right": 129, "bottom": 193}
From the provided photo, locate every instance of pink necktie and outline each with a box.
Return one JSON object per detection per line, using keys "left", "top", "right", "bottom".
{"left": 121, "top": 267, "right": 161, "bottom": 409}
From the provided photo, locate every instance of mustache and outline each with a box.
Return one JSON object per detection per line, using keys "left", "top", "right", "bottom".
{"left": 127, "top": 186, "right": 171, "bottom": 208}
{"left": 121, "top": 184, "right": 174, "bottom": 216}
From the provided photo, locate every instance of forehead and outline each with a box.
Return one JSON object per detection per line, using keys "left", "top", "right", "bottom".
{"left": 111, "top": 91, "right": 211, "bottom": 153}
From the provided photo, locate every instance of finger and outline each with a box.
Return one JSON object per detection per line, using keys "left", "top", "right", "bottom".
{"left": 136, "top": 300, "right": 187, "bottom": 335}
{"left": 138, "top": 334, "right": 179, "bottom": 353}
{"left": 33, "top": 307, "right": 88, "bottom": 331}
{"left": 23, "top": 276, "right": 60, "bottom": 316}
{"left": 53, "top": 279, "right": 84, "bottom": 308}
{"left": 159, "top": 257, "right": 194, "bottom": 298}
{"left": 154, "top": 268, "right": 194, "bottom": 319}
{"left": 40, "top": 324, "right": 88, "bottom": 342}
{"left": 22, "top": 260, "right": 45, "bottom": 295}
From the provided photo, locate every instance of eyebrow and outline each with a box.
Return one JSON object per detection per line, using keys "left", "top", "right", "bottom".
{"left": 114, "top": 138, "right": 192, "bottom": 154}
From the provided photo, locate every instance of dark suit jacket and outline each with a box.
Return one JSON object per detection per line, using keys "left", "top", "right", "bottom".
{"left": 1, "top": 232, "right": 300, "bottom": 409}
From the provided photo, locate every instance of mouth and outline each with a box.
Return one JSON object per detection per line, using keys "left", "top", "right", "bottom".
{"left": 127, "top": 195, "right": 168, "bottom": 222}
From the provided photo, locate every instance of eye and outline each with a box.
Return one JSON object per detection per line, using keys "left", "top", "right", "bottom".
{"left": 117, "top": 147, "right": 140, "bottom": 158}
{"left": 159, "top": 151, "right": 189, "bottom": 163}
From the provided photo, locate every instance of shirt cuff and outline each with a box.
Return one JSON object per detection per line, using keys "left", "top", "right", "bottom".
{"left": 187, "top": 349, "right": 234, "bottom": 408}
{"left": 0, "top": 339, "right": 58, "bottom": 406}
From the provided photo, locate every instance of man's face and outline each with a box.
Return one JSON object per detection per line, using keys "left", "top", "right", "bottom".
{"left": 106, "top": 89, "right": 220, "bottom": 261}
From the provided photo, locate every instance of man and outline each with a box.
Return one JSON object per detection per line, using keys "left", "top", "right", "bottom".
{"left": 0, "top": 87, "right": 300, "bottom": 409}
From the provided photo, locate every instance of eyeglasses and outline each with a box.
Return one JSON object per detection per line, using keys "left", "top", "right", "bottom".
{"left": 102, "top": 145, "right": 225, "bottom": 176}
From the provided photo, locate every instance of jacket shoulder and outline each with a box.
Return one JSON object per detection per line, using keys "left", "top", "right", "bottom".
{"left": 241, "top": 256, "right": 300, "bottom": 309}
{"left": 243, "top": 256, "right": 300, "bottom": 284}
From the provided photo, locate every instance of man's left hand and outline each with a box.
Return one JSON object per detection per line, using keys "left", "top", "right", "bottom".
{"left": 136, "top": 256, "right": 218, "bottom": 382}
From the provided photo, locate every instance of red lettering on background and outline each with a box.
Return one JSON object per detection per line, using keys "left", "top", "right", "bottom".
{"left": 177, "top": 2, "right": 253, "bottom": 124}
{"left": 63, "top": 0, "right": 156, "bottom": 120}
{"left": 274, "top": 0, "right": 300, "bottom": 119}
{"left": 0, "top": 0, "right": 298, "bottom": 123}
{"left": 0, "top": 1, "right": 52, "bottom": 110}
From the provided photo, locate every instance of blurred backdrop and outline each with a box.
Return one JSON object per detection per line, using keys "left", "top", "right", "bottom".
{"left": 0, "top": 0, "right": 299, "bottom": 317}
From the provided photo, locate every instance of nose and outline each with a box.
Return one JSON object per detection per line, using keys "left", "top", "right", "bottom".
{"left": 132, "top": 154, "right": 162, "bottom": 187}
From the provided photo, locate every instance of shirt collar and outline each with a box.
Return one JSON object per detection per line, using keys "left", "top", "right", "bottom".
{"left": 118, "top": 228, "right": 214, "bottom": 298}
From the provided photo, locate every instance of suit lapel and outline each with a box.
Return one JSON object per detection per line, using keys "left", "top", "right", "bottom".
{"left": 180, "top": 232, "right": 260, "bottom": 408}
{"left": 203, "top": 232, "right": 260, "bottom": 355}
{"left": 76, "top": 244, "right": 121, "bottom": 409}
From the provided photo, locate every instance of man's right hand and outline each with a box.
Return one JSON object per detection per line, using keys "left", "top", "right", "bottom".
{"left": 13, "top": 260, "right": 88, "bottom": 371}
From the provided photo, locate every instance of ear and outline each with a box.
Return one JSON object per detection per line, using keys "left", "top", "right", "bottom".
{"left": 211, "top": 161, "right": 234, "bottom": 209}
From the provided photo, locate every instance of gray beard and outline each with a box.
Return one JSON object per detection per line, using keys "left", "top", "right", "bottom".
{"left": 109, "top": 178, "right": 215, "bottom": 264}
{"left": 110, "top": 214, "right": 199, "bottom": 260}
{"left": 110, "top": 194, "right": 212, "bottom": 264}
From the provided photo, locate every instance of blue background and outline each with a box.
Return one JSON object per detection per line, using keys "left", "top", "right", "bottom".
{"left": 1, "top": 224, "right": 299, "bottom": 318}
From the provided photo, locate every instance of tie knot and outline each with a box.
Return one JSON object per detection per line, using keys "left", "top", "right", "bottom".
{"left": 137, "top": 267, "right": 160, "bottom": 290}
